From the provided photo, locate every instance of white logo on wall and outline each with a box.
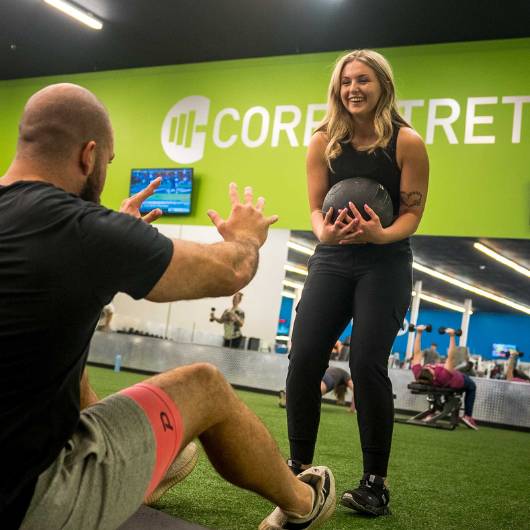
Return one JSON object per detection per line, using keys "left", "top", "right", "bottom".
{"left": 161, "top": 96, "right": 211, "bottom": 163}
{"left": 161, "top": 95, "right": 529, "bottom": 163}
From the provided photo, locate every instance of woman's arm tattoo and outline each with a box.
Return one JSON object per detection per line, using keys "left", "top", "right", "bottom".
{"left": 400, "top": 191, "right": 423, "bottom": 207}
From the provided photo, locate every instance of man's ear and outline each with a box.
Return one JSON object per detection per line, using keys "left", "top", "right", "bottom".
{"left": 80, "top": 141, "right": 97, "bottom": 176}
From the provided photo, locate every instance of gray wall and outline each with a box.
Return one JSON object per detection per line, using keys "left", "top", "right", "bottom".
{"left": 89, "top": 332, "right": 530, "bottom": 429}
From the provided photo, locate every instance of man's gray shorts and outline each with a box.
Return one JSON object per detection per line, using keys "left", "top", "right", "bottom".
{"left": 21, "top": 393, "right": 156, "bottom": 530}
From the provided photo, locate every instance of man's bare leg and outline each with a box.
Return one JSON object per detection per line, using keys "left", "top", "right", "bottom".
{"left": 144, "top": 363, "right": 314, "bottom": 516}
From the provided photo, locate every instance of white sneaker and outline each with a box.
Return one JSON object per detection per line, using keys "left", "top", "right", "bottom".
{"left": 145, "top": 442, "right": 199, "bottom": 505}
{"left": 259, "top": 466, "right": 335, "bottom": 529}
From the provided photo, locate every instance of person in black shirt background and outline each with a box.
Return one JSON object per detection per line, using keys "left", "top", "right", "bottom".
{"left": 284, "top": 49, "right": 429, "bottom": 517}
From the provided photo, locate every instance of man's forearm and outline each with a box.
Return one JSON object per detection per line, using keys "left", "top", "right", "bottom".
{"left": 227, "top": 240, "right": 259, "bottom": 289}
{"left": 413, "top": 331, "right": 422, "bottom": 356}
{"left": 147, "top": 238, "right": 260, "bottom": 303}
{"left": 445, "top": 336, "right": 457, "bottom": 370}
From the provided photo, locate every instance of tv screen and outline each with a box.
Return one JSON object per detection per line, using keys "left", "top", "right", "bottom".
{"left": 130, "top": 168, "right": 193, "bottom": 215}
{"left": 492, "top": 343, "right": 517, "bottom": 358}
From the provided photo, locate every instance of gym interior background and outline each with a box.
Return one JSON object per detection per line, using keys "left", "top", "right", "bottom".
{"left": 1, "top": 1, "right": 529, "bottom": 529}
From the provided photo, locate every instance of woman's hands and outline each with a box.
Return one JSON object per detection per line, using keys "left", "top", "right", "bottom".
{"left": 337, "top": 201, "right": 389, "bottom": 245}
{"left": 318, "top": 202, "right": 389, "bottom": 245}
{"left": 318, "top": 207, "right": 359, "bottom": 244}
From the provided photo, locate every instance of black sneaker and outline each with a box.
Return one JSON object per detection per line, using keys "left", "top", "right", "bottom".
{"left": 287, "top": 458, "right": 304, "bottom": 476}
{"left": 340, "top": 473, "right": 391, "bottom": 516}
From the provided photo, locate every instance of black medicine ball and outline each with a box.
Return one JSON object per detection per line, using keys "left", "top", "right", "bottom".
{"left": 322, "top": 177, "right": 394, "bottom": 228}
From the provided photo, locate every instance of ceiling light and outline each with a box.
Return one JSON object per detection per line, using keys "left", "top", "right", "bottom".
{"left": 44, "top": 0, "right": 103, "bottom": 30}
{"left": 276, "top": 336, "right": 289, "bottom": 341}
{"left": 417, "top": 291, "right": 471, "bottom": 313}
{"left": 284, "top": 263, "right": 308, "bottom": 276}
{"left": 413, "top": 261, "right": 530, "bottom": 315}
{"left": 474, "top": 242, "right": 530, "bottom": 278}
{"left": 282, "top": 279, "right": 304, "bottom": 290}
{"left": 287, "top": 240, "right": 315, "bottom": 256}
{"left": 281, "top": 290, "right": 297, "bottom": 299}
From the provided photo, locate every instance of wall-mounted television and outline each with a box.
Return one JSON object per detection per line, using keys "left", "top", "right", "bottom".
{"left": 492, "top": 343, "right": 517, "bottom": 358}
{"left": 130, "top": 168, "right": 193, "bottom": 215}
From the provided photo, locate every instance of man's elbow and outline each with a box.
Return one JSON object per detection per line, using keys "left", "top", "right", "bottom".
{"left": 230, "top": 267, "right": 255, "bottom": 294}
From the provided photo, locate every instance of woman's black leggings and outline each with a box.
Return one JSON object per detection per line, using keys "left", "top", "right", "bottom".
{"left": 286, "top": 242, "right": 412, "bottom": 477}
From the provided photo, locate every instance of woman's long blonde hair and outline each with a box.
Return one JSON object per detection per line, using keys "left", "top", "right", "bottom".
{"left": 317, "top": 49, "right": 411, "bottom": 165}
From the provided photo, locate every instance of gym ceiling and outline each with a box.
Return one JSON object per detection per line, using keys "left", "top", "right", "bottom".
{"left": 1, "top": 0, "right": 529, "bottom": 315}
{"left": 1, "top": 0, "right": 529, "bottom": 80}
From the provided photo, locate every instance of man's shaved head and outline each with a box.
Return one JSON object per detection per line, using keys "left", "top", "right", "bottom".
{"left": 17, "top": 83, "right": 112, "bottom": 162}
{"left": 13, "top": 83, "right": 114, "bottom": 203}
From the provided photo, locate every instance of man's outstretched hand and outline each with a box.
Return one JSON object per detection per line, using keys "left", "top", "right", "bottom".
{"left": 207, "top": 183, "right": 278, "bottom": 248}
{"left": 120, "top": 177, "right": 163, "bottom": 224}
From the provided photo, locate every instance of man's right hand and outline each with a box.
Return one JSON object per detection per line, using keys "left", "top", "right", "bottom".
{"left": 146, "top": 183, "right": 278, "bottom": 303}
{"left": 207, "top": 183, "right": 278, "bottom": 248}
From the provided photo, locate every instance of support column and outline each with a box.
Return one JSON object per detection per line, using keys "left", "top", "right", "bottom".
{"left": 405, "top": 280, "right": 422, "bottom": 361}
{"left": 459, "top": 298, "right": 473, "bottom": 347}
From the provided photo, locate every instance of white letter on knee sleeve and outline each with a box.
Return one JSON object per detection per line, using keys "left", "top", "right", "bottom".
{"left": 464, "top": 97, "right": 497, "bottom": 144}
{"left": 213, "top": 108, "right": 240, "bottom": 148}
{"left": 241, "top": 107, "right": 270, "bottom": 148}
{"left": 502, "top": 96, "right": 530, "bottom": 143}
{"left": 398, "top": 99, "right": 425, "bottom": 125}
{"left": 303, "top": 104, "right": 327, "bottom": 146}
{"left": 272, "top": 105, "right": 302, "bottom": 147}
{"left": 426, "top": 99, "right": 460, "bottom": 144}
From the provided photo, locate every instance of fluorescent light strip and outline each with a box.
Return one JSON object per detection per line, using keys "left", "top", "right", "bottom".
{"left": 44, "top": 0, "right": 103, "bottom": 30}
{"left": 421, "top": 293, "right": 469, "bottom": 313}
{"left": 283, "top": 279, "right": 304, "bottom": 290}
{"left": 413, "top": 261, "right": 530, "bottom": 315}
{"left": 412, "top": 290, "right": 469, "bottom": 313}
{"left": 276, "top": 336, "right": 290, "bottom": 341}
{"left": 284, "top": 263, "right": 308, "bottom": 277}
{"left": 281, "top": 290, "right": 297, "bottom": 299}
{"left": 287, "top": 240, "right": 315, "bottom": 256}
{"left": 474, "top": 242, "right": 530, "bottom": 278}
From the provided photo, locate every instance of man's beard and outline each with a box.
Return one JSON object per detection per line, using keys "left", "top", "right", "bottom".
{"left": 80, "top": 164, "right": 103, "bottom": 204}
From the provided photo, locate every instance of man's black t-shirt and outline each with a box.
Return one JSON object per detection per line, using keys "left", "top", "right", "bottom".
{"left": 0, "top": 181, "right": 173, "bottom": 525}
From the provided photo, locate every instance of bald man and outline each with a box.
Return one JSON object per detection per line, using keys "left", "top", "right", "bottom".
{"left": 0, "top": 84, "right": 334, "bottom": 530}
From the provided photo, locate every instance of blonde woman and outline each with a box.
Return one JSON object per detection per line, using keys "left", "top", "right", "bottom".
{"left": 285, "top": 50, "right": 429, "bottom": 516}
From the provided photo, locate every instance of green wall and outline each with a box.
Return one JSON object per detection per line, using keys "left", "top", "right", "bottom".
{"left": 1, "top": 38, "right": 529, "bottom": 238}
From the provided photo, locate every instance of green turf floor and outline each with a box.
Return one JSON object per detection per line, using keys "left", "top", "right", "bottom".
{"left": 88, "top": 366, "right": 530, "bottom": 530}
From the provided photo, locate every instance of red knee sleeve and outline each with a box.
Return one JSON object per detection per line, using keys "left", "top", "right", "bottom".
{"left": 120, "top": 383, "right": 184, "bottom": 497}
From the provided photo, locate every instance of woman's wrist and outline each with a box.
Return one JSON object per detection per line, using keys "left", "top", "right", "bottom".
{"left": 373, "top": 229, "right": 391, "bottom": 245}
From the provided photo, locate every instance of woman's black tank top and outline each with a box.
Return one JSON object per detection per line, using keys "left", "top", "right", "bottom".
{"left": 328, "top": 126, "right": 402, "bottom": 218}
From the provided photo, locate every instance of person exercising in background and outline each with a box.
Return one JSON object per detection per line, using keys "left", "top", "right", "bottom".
{"left": 422, "top": 341, "right": 440, "bottom": 364}
{"left": 210, "top": 292, "right": 245, "bottom": 348}
{"left": 506, "top": 350, "right": 529, "bottom": 383}
{"left": 96, "top": 302, "right": 115, "bottom": 332}
{"left": 411, "top": 325, "right": 478, "bottom": 430}
{"left": 330, "top": 339, "right": 343, "bottom": 360}
{"left": 322, "top": 366, "right": 356, "bottom": 412}
{"left": 280, "top": 366, "right": 356, "bottom": 412}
